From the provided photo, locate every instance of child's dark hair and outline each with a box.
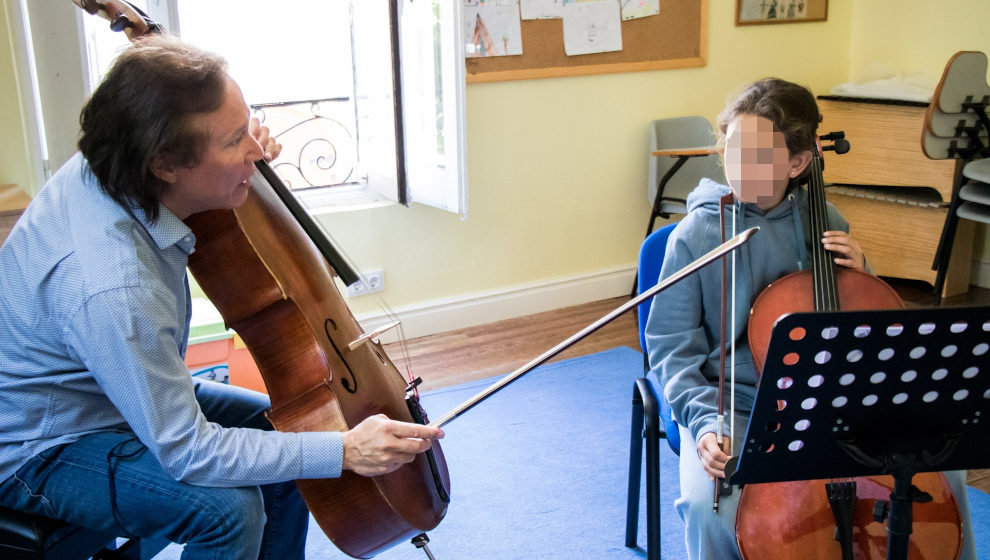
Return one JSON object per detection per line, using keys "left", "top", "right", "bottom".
{"left": 78, "top": 34, "right": 229, "bottom": 222}
{"left": 716, "top": 77, "right": 820, "bottom": 156}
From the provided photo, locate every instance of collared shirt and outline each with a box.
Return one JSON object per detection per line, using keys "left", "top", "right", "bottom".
{"left": 0, "top": 153, "right": 342, "bottom": 486}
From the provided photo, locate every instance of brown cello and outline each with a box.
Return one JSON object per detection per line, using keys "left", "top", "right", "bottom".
{"left": 186, "top": 162, "right": 451, "bottom": 559}
{"left": 734, "top": 133, "right": 962, "bottom": 559}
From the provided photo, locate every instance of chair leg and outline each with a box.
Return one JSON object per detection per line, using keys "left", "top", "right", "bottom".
{"left": 645, "top": 157, "right": 689, "bottom": 239}
{"left": 92, "top": 538, "right": 138, "bottom": 560}
{"left": 626, "top": 378, "right": 661, "bottom": 560}
{"left": 931, "top": 169, "right": 971, "bottom": 304}
{"left": 932, "top": 198, "right": 963, "bottom": 305}
{"left": 635, "top": 156, "right": 691, "bottom": 297}
{"left": 92, "top": 536, "right": 171, "bottom": 560}
{"left": 640, "top": 378, "right": 662, "bottom": 560}
{"left": 626, "top": 381, "right": 645, "bottom": 548}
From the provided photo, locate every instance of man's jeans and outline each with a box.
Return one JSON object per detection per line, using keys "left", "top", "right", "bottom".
{"left": 0, "top": 379, "right": 309, "bottom": 560}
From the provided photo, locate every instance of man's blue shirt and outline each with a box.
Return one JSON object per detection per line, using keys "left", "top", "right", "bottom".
{"left": 0, "top": 153, "right": 342, "bottom": 485}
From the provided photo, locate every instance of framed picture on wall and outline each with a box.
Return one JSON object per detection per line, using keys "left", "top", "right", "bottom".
{"left": 736, "top": 0, "right": 828, "bottom": 25}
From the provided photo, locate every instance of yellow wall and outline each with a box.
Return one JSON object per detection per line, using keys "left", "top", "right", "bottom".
{"left": 0, "top": 1, "right": 34, "bottom": 194}
{"left": 848, "top": 2, "right": 990, "bottom": 83}
{"left": 321, "top": 2, "right": 854, "bottom": 315}
{"left": 847, "top": 0, "right": 990, "bottom": 258}
{"left": 1, "top": 0, "right": 987, "bottom": 317}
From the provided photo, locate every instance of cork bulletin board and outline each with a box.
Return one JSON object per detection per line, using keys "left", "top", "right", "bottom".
{"left": 465, "top": 0, "right": 707, "bottom": 83}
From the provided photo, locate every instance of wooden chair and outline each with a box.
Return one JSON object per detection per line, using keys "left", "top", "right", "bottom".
{"left": 922, "top": 51, "right": 990, "bottom": 303}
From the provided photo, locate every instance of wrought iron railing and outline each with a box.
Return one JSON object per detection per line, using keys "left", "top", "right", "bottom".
{"left": 251, "top": 97, "right": 357, "bottom": 191}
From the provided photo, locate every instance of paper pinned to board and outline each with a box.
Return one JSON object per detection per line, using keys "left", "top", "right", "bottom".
{"left": 562, "top": 0, "right": 623, "bottom": 56}
{"left": 521, "top": 0, "right": 565, "bottom": 20}
{"left": 465, "top": 1, "right": 524, "bottom": 57}
{"left": 524, "top": 0, "right": 660, "bottom": 21}
{"left": 621, "top": 0, "right": 660, "bottom": 20}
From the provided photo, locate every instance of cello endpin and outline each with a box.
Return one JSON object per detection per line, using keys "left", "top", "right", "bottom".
{"left": 411, "top": 533, "right": 438, "bottom": 560}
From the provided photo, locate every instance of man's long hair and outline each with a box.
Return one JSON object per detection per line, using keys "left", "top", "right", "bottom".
{"left": 78, "top": 34, "right": 228, "bottom": 222}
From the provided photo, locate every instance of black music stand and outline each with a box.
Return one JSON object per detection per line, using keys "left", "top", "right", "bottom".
{"left": 727, "top": 305, "right": 990, "bottom": 560}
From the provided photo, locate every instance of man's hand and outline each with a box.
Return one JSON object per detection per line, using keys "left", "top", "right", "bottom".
{"left": 249, "top": 117, "right": 282, "bottom": 163}
{"left": 342, "top": 414, "right": 444, "bottom": 477}
{"left": 697, "top": 431, "right": 731, "bottom": 482}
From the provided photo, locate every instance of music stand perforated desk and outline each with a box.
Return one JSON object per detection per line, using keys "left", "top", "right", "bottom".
{"left": 728, "top": 306, "right": 990, "bottom": 560}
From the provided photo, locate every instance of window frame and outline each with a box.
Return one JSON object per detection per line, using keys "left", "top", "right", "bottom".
{"left": 15, "top": 0, "right": 466, "bottom": 216}
{"left": 399, "top": 0, "right": 468, "bottom": 217}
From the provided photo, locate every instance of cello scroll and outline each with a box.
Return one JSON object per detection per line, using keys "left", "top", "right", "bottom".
{"left": 71, "top": 0, "right": 163, "bottom": 39}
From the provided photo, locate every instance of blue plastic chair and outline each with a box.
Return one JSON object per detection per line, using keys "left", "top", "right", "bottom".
{"left": 635, "top": 224, "right": 681, "bottom": 455}
{"left": 625, "top": 222, "right": 680, "bottom": 560}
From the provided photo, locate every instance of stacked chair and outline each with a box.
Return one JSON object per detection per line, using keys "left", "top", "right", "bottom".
{"left": 922, "top": 51, "right": 990, "bottom": 303}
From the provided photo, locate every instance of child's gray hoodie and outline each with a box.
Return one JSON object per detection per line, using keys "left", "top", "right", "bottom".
{"left": 645, "top": 178, "right": 850, "bottom": 443}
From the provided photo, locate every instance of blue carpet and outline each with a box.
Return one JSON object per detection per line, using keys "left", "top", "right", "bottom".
{"left": 154, "top": 347, "right": 990, "bottom": 559}
{"left": 306, "top": 346, "right": 675, "bottom": 560}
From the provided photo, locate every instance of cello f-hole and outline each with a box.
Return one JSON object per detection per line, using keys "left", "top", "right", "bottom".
{"left": 325, "top": 318, "right": 359, "bottom": 394}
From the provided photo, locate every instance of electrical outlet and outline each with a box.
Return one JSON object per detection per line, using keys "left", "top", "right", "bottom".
{"left": 346, "top": 269, "right": 385, "bottom": 297}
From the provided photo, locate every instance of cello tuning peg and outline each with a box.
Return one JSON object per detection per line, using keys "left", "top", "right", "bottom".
{"left": 820, "top": 136, "right": 851, "bottom": 155}
{"left": 73, "top": 0, "right": 101, "bottom": 15}
{"left": 109, "top": 13, "right": 134, "bottom": 32}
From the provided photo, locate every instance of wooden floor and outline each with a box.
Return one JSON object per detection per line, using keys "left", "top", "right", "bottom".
{"left": 386, "top": 279, "right": 990, "bottom": 493}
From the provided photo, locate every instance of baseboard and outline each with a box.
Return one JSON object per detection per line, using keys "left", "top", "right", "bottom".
{"left": 355, "top": 265, "right": 637, "bottom": 343}
{"left": 973, "top": 257, "right": 990, "bottom": 289}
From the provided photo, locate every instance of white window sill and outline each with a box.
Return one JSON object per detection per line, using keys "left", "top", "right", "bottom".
{"left": 296, "top": 183, "right": 397, "bottom": 215}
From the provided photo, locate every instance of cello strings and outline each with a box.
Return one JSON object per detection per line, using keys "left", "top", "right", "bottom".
{"left": 810, "top": 149, "right": 841, "bottom": 486}
{"left": 250, "top": 154, "right": 418, "bottom": 386}
{"left": 809, "top": 151, "right": 838, "bottom": 310}
{"left": 368, "top": 288, "right": 420, "bottom": 391}
{"left": 811, "top": 163, "right": 823, "bottom": 309}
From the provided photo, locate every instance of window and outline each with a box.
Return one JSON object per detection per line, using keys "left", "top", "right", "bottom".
{"left": 18, "top": 0, "right": 466, "bottom": 216}
{"left": 399, "top": 0, "right": 468, "bottom": 215}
